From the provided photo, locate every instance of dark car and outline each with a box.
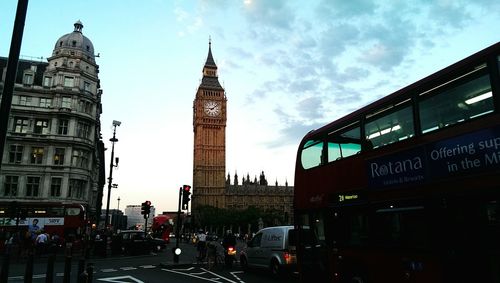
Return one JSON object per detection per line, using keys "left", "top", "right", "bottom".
{"left": 112, "top": 230, "right": 167, "bottom": 255}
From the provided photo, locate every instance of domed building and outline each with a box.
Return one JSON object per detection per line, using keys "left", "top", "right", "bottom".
{"left": 0, "top": 21, "right": 105, "bottom": 237}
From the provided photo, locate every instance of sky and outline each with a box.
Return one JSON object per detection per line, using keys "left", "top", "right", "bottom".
{"left": 1, "top": 0, "right": 500, "bottom": 213}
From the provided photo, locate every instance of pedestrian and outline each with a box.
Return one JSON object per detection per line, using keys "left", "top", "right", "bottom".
{"left": 197, "top": 229, "right": 207, "bottom": 261}
{"left": 35, "top": 230, "right": 48, "bottom": 255}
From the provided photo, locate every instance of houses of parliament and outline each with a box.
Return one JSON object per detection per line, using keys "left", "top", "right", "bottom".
{"left": 192, "top": 41, "right": 293, "bottom": 224}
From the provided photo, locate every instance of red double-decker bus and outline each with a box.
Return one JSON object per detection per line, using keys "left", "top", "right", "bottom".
{"left": 0, "top": 202, "right": 86, "bottom": 241}
{"left": 294, "top": 42, "right": 500, "bottom": 282}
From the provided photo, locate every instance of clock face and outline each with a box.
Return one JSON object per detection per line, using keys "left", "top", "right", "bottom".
{"left": 204, "top": 101, "right": 220, "bottom": 116}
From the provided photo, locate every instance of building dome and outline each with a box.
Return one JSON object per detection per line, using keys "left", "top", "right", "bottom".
{"left": 52, "top": 20, "right": 95, "bottom": 61}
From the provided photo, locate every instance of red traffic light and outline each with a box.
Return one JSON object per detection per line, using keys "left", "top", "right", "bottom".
{"left": 145, "top": 200, "right": 151, "bottom": 206}
{"left": 183, "top": 185, "right": 191, "bottom": 192}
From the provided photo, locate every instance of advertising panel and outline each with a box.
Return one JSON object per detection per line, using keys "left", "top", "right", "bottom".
{"left": 367, "top": 126, "right": 500, "bottom": 189}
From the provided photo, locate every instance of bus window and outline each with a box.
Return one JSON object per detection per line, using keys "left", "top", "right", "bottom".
{"left": 365, "top": 105, "right": 414, "bottom": 149}
{"left": 327, "top": 126, "right": 361, "bottom": 162}
{"left": 65, "top": 207, "right": 81, "bottom": 216}
{"left": 419, "top": 73, "right": 493, "bottom": 134}
{"left": 301, "top": 139, "right": 324, "bottom": 169}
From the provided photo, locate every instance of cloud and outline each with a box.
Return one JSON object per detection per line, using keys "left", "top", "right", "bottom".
{"left": 296, "top": 97, "right": 325, "bottom": 121}
{"left": 242, "top": 0, "right": 296, "bottom": 31}
{"left": 316, "top": 0, "right": 377, "bottom": 18}
{"left": 319, "top": 23, "right": 361, "bottom": 58}
{"left": 173, "top": 6, "right": 204, "bottom": 37}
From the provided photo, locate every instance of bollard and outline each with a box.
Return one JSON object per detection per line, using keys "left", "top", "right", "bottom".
{"left": 45, "top": 254, "right": 55, "bottom": 283}
{"left": 77, "top": 259, "right": 85, "bottom": 283}
{"left": 63, "top": 256, "right": 72, "bottom": 283}
{"left": 24, "top": 253, "right": 34, "bottom": 283}
{"left": 0, "top": 253, "right": 10, "bottom": 282}
{"left": 86, "top": 263, "right": 94, "bottom": 283}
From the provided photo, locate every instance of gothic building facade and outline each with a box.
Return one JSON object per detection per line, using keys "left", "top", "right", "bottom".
{"left": 192, "top": 42, "right": 293, "bottom": 224}
{"left": 0, "top": 21, "right": 105, "bottom": 222}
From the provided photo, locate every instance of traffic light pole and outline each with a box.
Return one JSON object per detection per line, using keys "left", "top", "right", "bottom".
{"left": 173, "top": 187, "right": 182, "bottom": 263}
{"left": 0, "top": 0, "right": 29, "bottom": 173}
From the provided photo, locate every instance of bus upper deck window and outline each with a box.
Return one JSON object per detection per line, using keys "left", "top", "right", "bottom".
{"left": 301, "top": 139, "right": 324, "bottom": 169}
{"left": 365, "top": 106, "right": 414, "bottom": 149}
{"left": 65, "top": 207, "right": 81, "bottom": 216}
{"left": 419, "top": 73, "right": 493, "bottom": 134}
{"left": 326, "top": 126, "right": 361, "bottom": 162}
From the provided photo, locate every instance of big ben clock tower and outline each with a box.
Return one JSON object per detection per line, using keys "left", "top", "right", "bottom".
{"left": 192, "top": 40, "right": 227, "bottom": 211}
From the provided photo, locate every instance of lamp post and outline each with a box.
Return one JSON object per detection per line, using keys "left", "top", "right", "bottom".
{"left": 104, "top": 120, "right": 121, "bottom": 229}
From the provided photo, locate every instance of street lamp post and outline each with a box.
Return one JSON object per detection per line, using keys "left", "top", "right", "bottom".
{"left": 104, "top": 120, "right": 121, "bottom": 229}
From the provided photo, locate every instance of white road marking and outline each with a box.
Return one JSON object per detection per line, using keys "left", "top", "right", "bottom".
{"left": 162, "top": 268, "right": 223, "bottom": 283}
{"left": 230, "top": 271, "right": 245, "bottom": 283}
{"left": 120, "top": 267, "right": 137, "bottom": 271}
{"left": 97, "top": 275, "right": 144, "bottom": 283}
{"left": 172, "top": 267, "right": 195, "bottom": 271}
{"left": 190, "top": 271, "right": 208, "bottom": 275}
{"left": 101, "top": 268, "right": 118, "bottom": 273}
{"left": 139, "top": 265, "right": 156, "bottom": 269}
{"left": 201, "top": 268, "right": 239, "bottom": 283}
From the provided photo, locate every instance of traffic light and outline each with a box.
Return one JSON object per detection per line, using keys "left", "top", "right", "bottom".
{"left": 141, "top": 200, "right": 151, "bottom": 218}
{"left": 182, "top": 185, "right": 191, "bottom": 210}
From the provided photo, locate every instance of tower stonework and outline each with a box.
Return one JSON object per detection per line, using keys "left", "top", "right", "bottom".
{"left": 192, "top": 41, "right": 227, "bottom": 210}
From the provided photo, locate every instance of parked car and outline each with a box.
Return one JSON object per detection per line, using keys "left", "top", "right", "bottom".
{"left": 240, "top": 226, "right": 297, "bottom": 276}
{"left": 112, "top": 230, "right": 167, "bottom": 255}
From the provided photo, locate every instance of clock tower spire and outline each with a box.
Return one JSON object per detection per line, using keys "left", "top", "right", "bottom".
{"left": 192, "top": 40, "right": 227, "bottom": 211}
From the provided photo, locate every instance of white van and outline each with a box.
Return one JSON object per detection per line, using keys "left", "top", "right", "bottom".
{"left": 240, "top": 226, "right": 297, "bottom": 276}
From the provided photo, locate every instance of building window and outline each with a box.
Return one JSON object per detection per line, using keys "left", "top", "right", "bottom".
{"left": 68, "top": 179, "right": 85, "bottom": 198}
{"left": 72, "top": 149, "right": 89, "bottom": 168}
{"left": 43, "top": 76, "right": 52, "bottom": 87}
{"left": 58, "top": 119, "right": 69, "bottom": 135}
{"left": 23, "top": 73, "right": 33, "bottom": 85}
{"left": 61, "top": 97, "right": 72, "bottom": 108}
{"left": 79, "top": 100, "right": 92, "bottom": 114}
{"left": 54, "top": 148, "right": 65, "bottom": 165}
{"left": 76, "top": 122, "right": 90, "bottom": 139}
{"left": 14, "top": 117, "right": 29, "bottom": 133}
{"left": 31, "top": 147, "right": 44, "bottom": 164}
{"left": 39, "top": 98, "right": 52, "bottom": 108}
{"left": 26, "top": 177, "right": 40, "bottom": 197}
{"left": 84, "top": 81, "right": 91, "bottom": 92}
{"left": 34, "top": 119, "right": 50, "bottom": 134}
{"left": 8, "top": 145, "right": 23, "bottom": 163}
{"left": 4, "top": 176, "right": 19, "bottom": 197}
{"left": 51, "top": 178, "right": 62, "bottom": 197}
{"left": 63, "top": 76, "right": 74, "bottom": 87}
{"left": 19, "top": 96, "right": 32, "bottom": 106}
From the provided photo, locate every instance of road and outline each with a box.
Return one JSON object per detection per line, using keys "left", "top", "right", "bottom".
{"left": 4, "top": 241, "right": 298, "bottom": 283}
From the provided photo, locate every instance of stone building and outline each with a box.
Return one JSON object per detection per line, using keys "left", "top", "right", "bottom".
{"left": 0, "top": 21, "right": 105, "bottom": 222}
{"left": 192, "top": 41, "right": 293, "bottom": 224}
{"left": 225, "top": 171, "right": 293, "bottom": 224}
